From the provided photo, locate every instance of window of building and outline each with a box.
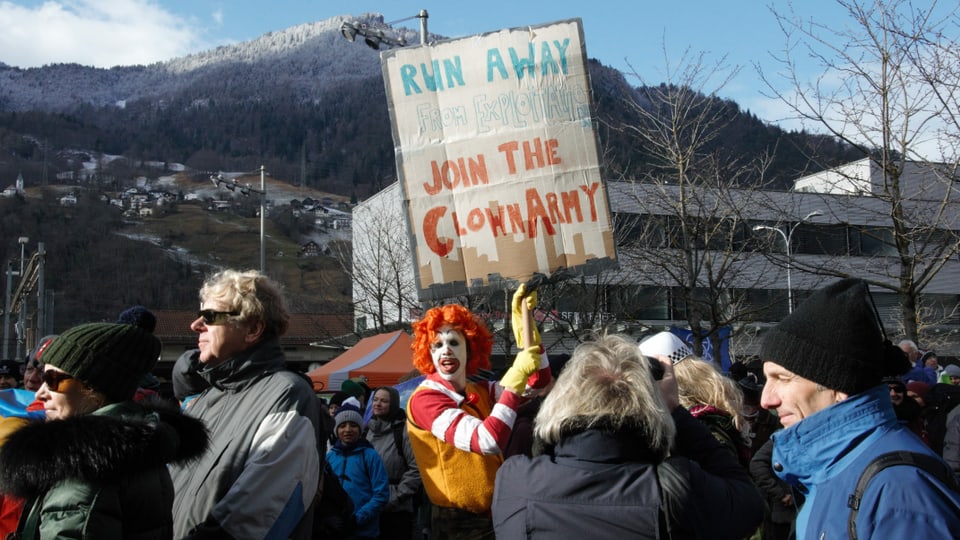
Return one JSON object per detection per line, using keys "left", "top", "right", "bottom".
{"left": 795, "top": 224, "right": 848, "bottom": 255}
{"left": 919, "top": 294, "right": 960, "bottom": 326}
{"left": 852, "top": 226, "right": 897, "bottom": 256}
{"left": 745, "top": 288, "right": 790, "bottom": 321}
{"left": 607, "top": 285, "right": 671, "bottom": 320}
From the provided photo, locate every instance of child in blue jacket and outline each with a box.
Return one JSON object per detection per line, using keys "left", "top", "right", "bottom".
{"left": 327, "top": 398, "right": 390, "bottom": 539}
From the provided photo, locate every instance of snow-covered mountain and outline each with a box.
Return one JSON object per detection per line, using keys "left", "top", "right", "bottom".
{"left": 0, "top": 13, "right": 425, "bottom": 112}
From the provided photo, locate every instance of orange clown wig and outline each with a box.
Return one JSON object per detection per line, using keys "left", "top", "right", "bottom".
{"left": 411, "top": 304, "right": 493, "bottom": 376}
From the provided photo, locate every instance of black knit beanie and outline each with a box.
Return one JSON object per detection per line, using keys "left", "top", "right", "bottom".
{"left": 41, "top": 322, "right": 161, "bottom": 403}
{"left": 761, "top": 278, "right": 907, "bottom": 395}
{"left": 116, "top": 305, "right": 157, "bottom": 333}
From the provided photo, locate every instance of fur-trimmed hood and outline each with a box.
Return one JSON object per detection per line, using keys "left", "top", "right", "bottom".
{"left": 0, "top": 399, "right": 208, "bottom": 499}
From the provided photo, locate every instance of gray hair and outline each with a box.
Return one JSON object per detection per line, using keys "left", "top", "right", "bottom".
{"left": 534, "top": 333, "right": 676, "bottom": 458}
{"left": 898, "top": 339, "right": 919, "bottom": 353}
{"left": 200, "top": 269, "right": 290, "bottom": 337}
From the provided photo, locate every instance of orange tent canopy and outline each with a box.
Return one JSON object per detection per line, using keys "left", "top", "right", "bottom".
{"left": 307, "top": 330, "right": 415, "bottom": 392}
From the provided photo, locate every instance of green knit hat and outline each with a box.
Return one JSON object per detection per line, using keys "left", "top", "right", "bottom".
{"left": 41, "top": 322, "right": 161, "bottom": 403}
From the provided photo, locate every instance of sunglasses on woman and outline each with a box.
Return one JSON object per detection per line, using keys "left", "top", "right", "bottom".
{"left": 197, "top": 309, "right": 240, "bottom": 325}
{"left": 41, "top": 370, "right": 75, "bottom": 392}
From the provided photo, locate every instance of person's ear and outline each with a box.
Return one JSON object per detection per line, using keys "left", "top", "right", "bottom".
{"left": 244, "top": 320, "right": 266, "bottom": 343}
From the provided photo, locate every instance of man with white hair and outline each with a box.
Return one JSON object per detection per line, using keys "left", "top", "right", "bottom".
{"left": 170, "top": 269, "right": 321, "bottom": 539}
{"left": 900, "top": 339, "right": 937, "bottom": 384}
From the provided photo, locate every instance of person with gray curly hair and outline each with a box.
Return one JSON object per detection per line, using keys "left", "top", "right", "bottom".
{"left": 170, "top": 269, "right": 322, "bottom": 539}
{"left": 492, "top": 333, "right": 763, "bottom": 539}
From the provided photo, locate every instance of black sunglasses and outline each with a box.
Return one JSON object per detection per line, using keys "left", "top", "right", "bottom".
{"left": 41, "top": 370, "right": 75, "bottom": 392}
{"left": 197, "top": 309, "right": 240, "bottom": 325}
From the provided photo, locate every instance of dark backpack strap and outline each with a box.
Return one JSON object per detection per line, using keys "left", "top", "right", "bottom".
{"left": 847, "top": 451, "right": 959, "bottom": 539}
{"left": 656, "top": 457, "right": 695, "bottom": 540}
{"left": 394, "top": 423, "right": 406, "bottom": 461}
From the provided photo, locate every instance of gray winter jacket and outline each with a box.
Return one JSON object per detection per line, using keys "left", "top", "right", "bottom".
{"left": 170, "top": 338, "right": 322, "bottom": 540}
{"left": 365, "top": 386, "right": 422, "bottom": 513}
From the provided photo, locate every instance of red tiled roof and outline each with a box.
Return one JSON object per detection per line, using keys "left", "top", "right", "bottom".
{"left": 152, "top": 310, "right": 353, "bottom": 346}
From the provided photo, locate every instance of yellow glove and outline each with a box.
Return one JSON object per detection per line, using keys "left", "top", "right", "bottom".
{"left": 511, "top": 284, "right": 540, "bottom": 348}
{"left": 500, "top": 345, "right": 543, "bottom": 394}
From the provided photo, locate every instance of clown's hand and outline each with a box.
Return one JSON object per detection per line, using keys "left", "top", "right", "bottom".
{"left": 511, "top": 284, "right": 540, "bottom": 349}
{"left": 500, "top": 345, "right": 542, "bottom": 394}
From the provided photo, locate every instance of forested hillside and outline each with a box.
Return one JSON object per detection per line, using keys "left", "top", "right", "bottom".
{"left": 0, "top": 13, "right": 867, "bottom": 329}
{"left": 0, "top": 12, "right": 865, "bottom": 201}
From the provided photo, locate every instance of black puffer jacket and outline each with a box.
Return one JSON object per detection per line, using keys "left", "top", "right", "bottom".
{"left": 492, "top": 407, "right": 764, "bottom": 539}
{"left": 0, "top": 400, "right": 208, "bottom": 540}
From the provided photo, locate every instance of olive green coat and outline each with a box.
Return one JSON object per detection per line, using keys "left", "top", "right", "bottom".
{"left": 0, "top": 401, "right": 208, "bottom": 540}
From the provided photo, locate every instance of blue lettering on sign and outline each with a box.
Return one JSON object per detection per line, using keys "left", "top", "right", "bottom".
{"left": 400, "top": 56, "right": 465, "bottom": 96}
{"left": 486, "top": 39, "right": 571, "bottom": 81}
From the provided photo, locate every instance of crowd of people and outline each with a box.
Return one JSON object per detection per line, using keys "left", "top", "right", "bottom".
{"left": 0, "top": 272, "right": 959, "bottom": 539}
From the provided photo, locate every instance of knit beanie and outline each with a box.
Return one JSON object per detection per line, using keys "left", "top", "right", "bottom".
{"left": 116, "top": 305, "right": 157, "bottom": 333}
{"left": 761, "top": 278, "right": 907, "bottom": 395}
{"left": 28, "top": 335, "right": 58, "bottom": 364}
{"left": 41, "top": 322, "right": 161, "bottom": 403}
{"left": 329, "top": 391, "right": 351, "bottom": 408}
{"left": 906, "top": 381, "right": 932, "bottom": 401}
{"left": 340, "top": 379, "right": 366, "bottom": 401}
{"left": 639, "top": 331, "right": 693, "bottom": 364}
{"left": 334, "top": 397, "right": 363, "bottom": 432}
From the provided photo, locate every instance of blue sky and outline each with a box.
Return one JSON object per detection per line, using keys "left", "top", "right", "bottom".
{"left": 0, "top": 0, "right": 880, "bottom": 129}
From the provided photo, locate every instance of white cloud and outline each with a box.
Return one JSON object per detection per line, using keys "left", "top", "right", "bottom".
{"left": 0, "top": 0, "right": 214, "bottom": 68}
{"left": 212, "top": 7, "right": 223, "bottom": 26}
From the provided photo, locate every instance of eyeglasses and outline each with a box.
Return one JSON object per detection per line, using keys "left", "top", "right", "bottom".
{"left": 41, "top": 370, "right": 75, "bottom": 392}
{"left": 197, "top": 309, "right": 240, "bottom": 325}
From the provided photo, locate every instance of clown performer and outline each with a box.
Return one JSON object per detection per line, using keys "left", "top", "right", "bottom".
{"left": 406, "top": 284, "right": 551, "bottom": 539}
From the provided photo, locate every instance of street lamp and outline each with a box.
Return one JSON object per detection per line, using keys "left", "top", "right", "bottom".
{"left": 211, "top": 166, "right": 267, "bottom": 274}
{"left": 753, "top": 210, "right": 823, "bottom": 314}
{"left": 17, "top": 237, "right": 28, "bottom": 276}
{"left": 340, "top": 10, "right": 429, "bottom": 49}
{"left": 3, "top": 237, "right": 30, "bottom": 359}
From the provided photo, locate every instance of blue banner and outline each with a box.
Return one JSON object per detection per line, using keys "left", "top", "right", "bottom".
{"left": 670, "top": 326, "right": 733, "bottom": 372}
{"left": 0, "top": 388, "right": 45, "bottom": 420}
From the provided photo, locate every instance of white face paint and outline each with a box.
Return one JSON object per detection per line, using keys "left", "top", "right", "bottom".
{"left": 431, "top": 325, "right": 467, "bottom": 387}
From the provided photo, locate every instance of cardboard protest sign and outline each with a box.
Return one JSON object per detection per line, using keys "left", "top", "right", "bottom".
{"left": 382, "top": 18, "right": 616, "bottom": 301}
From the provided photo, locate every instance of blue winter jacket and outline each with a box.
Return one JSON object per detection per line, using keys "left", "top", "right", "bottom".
{"left": 771, "top": 385, "right": 960, "bottom": 539}
{"left": 327, "top": 439, "right": 390, "bottom": 538}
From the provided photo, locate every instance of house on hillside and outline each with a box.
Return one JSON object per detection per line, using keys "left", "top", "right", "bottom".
{"left": 300, "top": 240, "right": 322, "bottom": 257}
{"left": 314, "top": 207, "right": 352, "bottom": 230}
{"left": 1, "top": 172, "right": 25, "bottom": 197}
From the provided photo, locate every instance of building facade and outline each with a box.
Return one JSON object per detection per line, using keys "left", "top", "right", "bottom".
{"left": 352, "top": 160, "right": 960, "bottom": 360}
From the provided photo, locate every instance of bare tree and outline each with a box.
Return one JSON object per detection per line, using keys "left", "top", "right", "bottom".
{"left": 609, "top": 45, "right": 778, "bottom": 365}
{"left": 331, "top": 183, "right": 419, "bottom": 334}
{"left": 762, "top": 0, "right": 960, "bottom": 341}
